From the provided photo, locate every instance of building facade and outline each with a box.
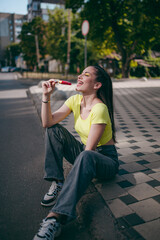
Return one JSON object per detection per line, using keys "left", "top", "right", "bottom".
{"left": 0, "top": 0, "right": 65, "bottom": 68}
{"left": 0, "top": 13, "right": 27, "bottom": 66}
{"left": 27, "top": 0, "right": 65, "bottom": 22}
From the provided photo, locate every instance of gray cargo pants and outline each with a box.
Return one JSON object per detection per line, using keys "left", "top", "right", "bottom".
{"left": 44, "top": 124, "right": 119, "bottom": 222}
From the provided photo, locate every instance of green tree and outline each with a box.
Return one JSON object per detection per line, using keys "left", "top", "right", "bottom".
{"left": 5, "top": 43, "right": 21, "bottom": 66}
{"left": 46, "top": 8, "right": 68, "bottom": 67}
{"left": 70, "top": 36, "right": 101, "bottom": 72}
{"left": 47, "top": 8, "right": 101, "bottom": 72}
{"left": 71, "top": 12, "right": 103, "bottom": 70}
{"left": 19, "top": 17, "right": 47, "bottom": 70}
{"left": 66, "top": 0, "right": 160, "bottom": 77}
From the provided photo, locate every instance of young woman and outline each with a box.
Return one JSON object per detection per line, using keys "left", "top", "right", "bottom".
{"left": 33, "top": 65, "right": 119, "bottom": 240}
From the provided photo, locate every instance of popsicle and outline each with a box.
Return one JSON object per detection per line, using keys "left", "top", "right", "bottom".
{"left": 56, "top": 80, "right": 72, "bottom": 85}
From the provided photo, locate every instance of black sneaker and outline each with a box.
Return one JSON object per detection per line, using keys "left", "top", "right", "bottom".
{"left": 41, "top": 181, "right": 63, "bottom": 207}
{"left": 33, "top": 217, "right": 61, "bottom": 240}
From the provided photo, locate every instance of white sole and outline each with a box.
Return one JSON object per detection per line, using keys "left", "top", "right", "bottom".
{"left": 40, "top": 200, "right": 56, "bottom": 207}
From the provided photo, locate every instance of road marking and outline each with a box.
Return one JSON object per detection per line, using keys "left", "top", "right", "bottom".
{"left": 0, "top": 89, "right": 27, "bottom": 99}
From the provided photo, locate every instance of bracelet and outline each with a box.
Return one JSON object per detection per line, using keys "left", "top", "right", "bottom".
{"left": 42, "top": 100, "right": 50, "bottom": 103}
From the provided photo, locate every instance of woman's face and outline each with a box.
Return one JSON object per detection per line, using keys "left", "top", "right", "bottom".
{"left": 76, "top": 66, "right": 98, "bottom": 92}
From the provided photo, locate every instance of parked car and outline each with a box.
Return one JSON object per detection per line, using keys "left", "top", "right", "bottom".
{"left": 1, "top": 66, "right": 12, "bottom": 72}
{"left": 10, "top": 67, "right": 21, "bottom": 72}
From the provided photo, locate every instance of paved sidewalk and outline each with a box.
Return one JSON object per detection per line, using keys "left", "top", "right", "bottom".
{"left": 29, "top": 79, "right": 160, "bottom": 240}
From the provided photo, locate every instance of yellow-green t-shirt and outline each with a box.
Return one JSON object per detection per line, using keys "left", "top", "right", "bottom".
{"left": 64, "top": 94, "right": 112, "bottom": 146}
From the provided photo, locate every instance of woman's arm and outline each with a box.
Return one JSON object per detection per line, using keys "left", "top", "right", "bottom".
{"left": 85, "top": 124, "right": 106, "bottom": 150}
{"left": 41, "top": 80, "right": 71, "bottom": 128}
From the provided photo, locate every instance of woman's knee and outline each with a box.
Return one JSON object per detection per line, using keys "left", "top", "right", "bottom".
{"left": 45, "top": 124, "right": 63, "bottom": 143}
{"left": 76, "top": 150, "right": 96, "bottom": 167}
{"left": 47, "top": 123, "right": 61, "bottom": 132}
{"left": 46, "top": 124, "right": 64, "bottom": 137}
{"left": 79, "top": 150, "right": 94, "bottom": 157}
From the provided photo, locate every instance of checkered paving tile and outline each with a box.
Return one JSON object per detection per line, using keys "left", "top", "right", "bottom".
{"left": 117, "top": 180, "right": 134, "bottom": 188}
{"left": 69, "top": 84, "right": 160, "bottom": 239}
{"left": 119, "top": 194, "right": 138, "bottom": 205}
{"left": 147, "top": 179, "right": 160, "bottom": 187}
{"left": 105, "top": 86, "right": 160, "bottom": 239}
{"left": 134, "top": 219, "right": 160, "bottom": 240}
{"left": 121, "top": 172, "right": 152, "bottom": 185}
{"left": 148, "top": 172, "right": 160, "bottom": 181}
{"left": 153, "top": 195, "right": 160, "bottom": 203}
{"left": 129, "top": 198, "right": 160, "bottom": 221}
{"left": 120, "top": 213, "right": 145, "bottom": 226}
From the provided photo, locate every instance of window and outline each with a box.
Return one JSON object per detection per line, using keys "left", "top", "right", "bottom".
{"left": 33, "top": 2, "right": 38, "bottom": 11}
{"left": 0, "top": 18, "right": 9, "bottom": 37}
{"left": 16, "top": 26, "right": 22, "bottom": 31}
{"left": 16, "top": 31, "right": 21, "bottom": 36}
{"left": 40, "top": 3, "right": 61, "bottom": 10}
{"left": 42, "top": 14, "right": 49, "bottom": 22}
{"left": 15, "top": 19, "right": 22, "bottom": 24}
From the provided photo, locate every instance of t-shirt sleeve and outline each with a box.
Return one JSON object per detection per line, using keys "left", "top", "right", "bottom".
{"left": 64, "top": 94, "right": 80, "bottom": 111}
{"left": 64, "top": 95, "right": 76, "bottom": 111}
{"left": 91, "top": 104, "right": 109, "bottom": 125}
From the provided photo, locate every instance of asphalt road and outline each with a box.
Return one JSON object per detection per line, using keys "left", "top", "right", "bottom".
{"left": 0, "top": 73, "right": 49, "bottom": 240}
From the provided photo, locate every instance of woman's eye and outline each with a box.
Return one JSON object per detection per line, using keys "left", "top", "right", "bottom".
{"left": 85, "top": 73, "right": 90, "bottom": 77}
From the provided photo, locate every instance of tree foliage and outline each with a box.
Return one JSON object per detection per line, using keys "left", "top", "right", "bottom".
{"left": 46, "top": 8, "right": 100, "bottom": 71}
{"left": 18, "top": 1, "right": 160, "bottom": 76}
{"left": 19, "top": 17, "right": 47, "bottom": 70}
{"left": 66, "top": 0, "right": 160, "bottom": 77}
{"left": 5, "top": 43, "right": 21, "bottom": 66}
{"left": 46, "top": 8, "right": 68, "bottom": 65}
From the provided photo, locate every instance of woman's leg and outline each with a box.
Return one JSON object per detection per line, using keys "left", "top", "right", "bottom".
{"left": 51, "top": 147, "right": 118, "bottom": 222}
{"left": 44, "top": 124, "right": 84, "bottom": 182}
{"left": 33, "top": 147, "right": 118, "bottom": 239}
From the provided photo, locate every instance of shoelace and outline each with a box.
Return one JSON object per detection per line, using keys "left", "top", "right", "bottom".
{"left": 38, "top": 220, "right": 56, "bottom": 239}
{"left": 48, "top": 182, "right": 62, "bottom": 196}
{"left": 48, "top": 182, "right": 57, "bottom": 195}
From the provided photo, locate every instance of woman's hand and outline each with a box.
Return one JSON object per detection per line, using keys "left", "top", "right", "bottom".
{"left": 42, "top": 79, "right": 56, "bottom": 96}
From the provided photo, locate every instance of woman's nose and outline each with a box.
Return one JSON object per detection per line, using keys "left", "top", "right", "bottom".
{"left": 78, "top": 74, "right": 82, "bottom": 79}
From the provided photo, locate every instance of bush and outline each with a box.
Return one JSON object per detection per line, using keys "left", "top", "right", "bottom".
{"left": 130, "top": 66, "right": 146, "bottom": 77}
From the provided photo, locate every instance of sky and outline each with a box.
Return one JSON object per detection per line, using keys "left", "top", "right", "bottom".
{"left": 0, "top": 0, "right": 28, "bottom": 15}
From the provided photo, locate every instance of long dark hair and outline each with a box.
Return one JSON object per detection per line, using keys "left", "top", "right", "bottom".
{"left": 93, "top": 65, "right": 116, "bottom": 142}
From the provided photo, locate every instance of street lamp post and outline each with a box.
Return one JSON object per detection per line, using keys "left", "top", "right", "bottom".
{"left": 82, "top": 20, "right": 89, "bottom": 68}
{"left": 84, "top": 35, "right": 87, "bottom": 68}
{"left": 35, "top": 34, "right": 40, "bottom": 70}
{"left": 66, "top": 8, "right": 71, "bottom": 78}
{"left": 27, "top": 32, "right": 40, "bottom": 71}
{"left": 8, "top": 47, "right": 12, "bottom": 66}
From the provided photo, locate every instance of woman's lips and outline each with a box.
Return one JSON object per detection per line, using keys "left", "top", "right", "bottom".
{"left": 77, "top": 81, "right": 83, "bottom": 86}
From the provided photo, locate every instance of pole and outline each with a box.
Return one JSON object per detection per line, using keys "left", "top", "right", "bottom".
{"left": 84, "top": 35, "right": 87, "bottom": 68}
{"left": 67, "top": 8, "right": 71, "bottom": 73}
{"left": 35, "top": 34, "right": 40, "bottom": 70}
{"left": 82, "top": 20, "right": 89, "bottom": 68}
{"left": 8, "top": 47, "right": 11, "bottom": 66}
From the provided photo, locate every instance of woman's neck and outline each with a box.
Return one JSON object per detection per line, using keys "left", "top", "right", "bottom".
{"left": 81, "top": 93, "right": 99, "bottom": 108}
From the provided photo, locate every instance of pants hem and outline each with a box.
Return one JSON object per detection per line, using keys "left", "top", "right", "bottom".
{"left": 44, "top": 176, "right": 64, "bottom": 182}
{"left": 50, "top": 209, "right": 76, "bottom": 223}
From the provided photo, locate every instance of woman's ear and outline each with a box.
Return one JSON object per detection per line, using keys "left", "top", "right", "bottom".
{"left": 94, "top": 82, "right": 102, "bottom": 90}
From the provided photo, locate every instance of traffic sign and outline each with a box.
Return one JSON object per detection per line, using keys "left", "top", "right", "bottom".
{"left": 82, "top": 20, "right": 89, "bottom": 36}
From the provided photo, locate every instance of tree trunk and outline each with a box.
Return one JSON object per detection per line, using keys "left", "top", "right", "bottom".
{"left": 122, "top": 57, "right": 131, "bottom": 78}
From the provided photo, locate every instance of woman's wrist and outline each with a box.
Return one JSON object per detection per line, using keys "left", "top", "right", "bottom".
{"left": 42, "top": 94, "right": 50, "bottom": 102}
